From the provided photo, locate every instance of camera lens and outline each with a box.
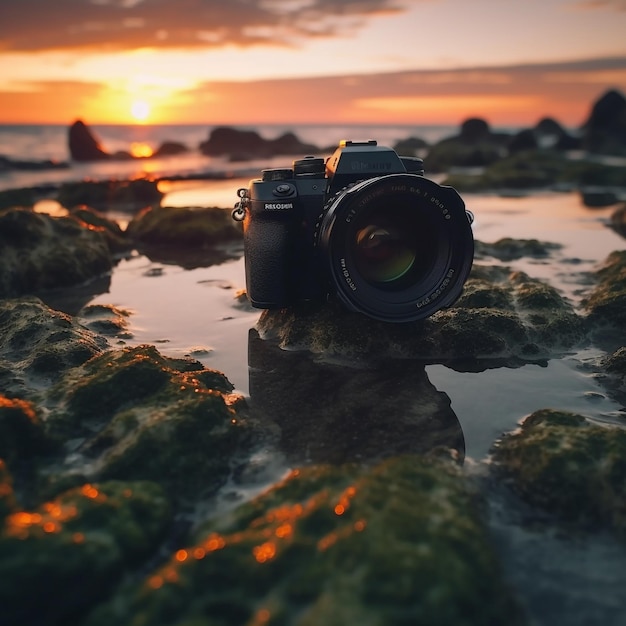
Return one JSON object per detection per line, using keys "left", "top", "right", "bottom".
{"left": 355, "top": 222, "right": 415, "bottom": 284}
{"left": 317, "top": 174, "right": 473, "bottom": 322}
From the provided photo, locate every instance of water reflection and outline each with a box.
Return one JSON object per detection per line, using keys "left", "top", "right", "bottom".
{"left": 247, "top": 328, "right": 464, "bottom": 465}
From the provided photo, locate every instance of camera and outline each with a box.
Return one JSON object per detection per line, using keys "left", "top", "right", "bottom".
{"left": 233, "top": 140, "right": 474, "bottom": 323}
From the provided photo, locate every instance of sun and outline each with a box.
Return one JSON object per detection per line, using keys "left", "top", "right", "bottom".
{"left": 130, "top": 99, "right": 151, "bottom": 123}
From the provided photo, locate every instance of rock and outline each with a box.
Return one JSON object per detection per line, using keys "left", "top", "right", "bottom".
{"left": 199, "top": 126, "right": 319, "bottom": 159}
{"left": 580, "top": 188, "right": 619, "bottom": 208}
{"left": 43, "top": 345, "right": 249, "bottom": 501}
{"left": 127, "top": 205, "right": 241, "bottom": 246}
{"left": 257, "top": 261, "right": 585, "bottom": 366}
{"left": 492, "top": 409, "right": 626, "bottom": 537}
{"left": 0, "top": 187, "right": 37, "bottom": 210}
{"left": 78, "top": 303, "right": 132, "bottom": 339}
{"left": 68, "top": 120, "right": 110, "bottom": 161}
{"left": 508, "top": 129, "right": 538, "bottom": 154}
{"left": 126, "top": 205, "right": 243, "bottom": 268}
{"left": 0, "top": 208, "right": 113, "bottom": 298}
{"left": 0, "top": 395, "right": 53, "bottom": 469}
{"left": 533, "top": 117, "right": 580, "bottom": 150}
{"left": 0, "top": 480, "right": 171, "bottom": 625}
{"left": 0, "top": 297, "right": 107, "bottom": 398}
{"left": 444, "top": 149, "right": 626, "bottom": 192}
{"left": 0, "top": 460, "right": 15, "bottom": 521}
{"left": 580, "top": 89, "right": 626, "bottom": 155}
{"left": 424, "top": 118, "right": 509, "bottom": 172}
{"left": 582, "top": 250, "right": 626, "bottom": 330}
{"left": 153, "top": 141, "right": 188, "bottom": 157}
{"left": 0, "top": 154, "right": 68, "bottom": 172}
{"left": 84, "top": 455, "right": 525, "bottom": 626}
{"left": 69, "top": 205, "right": 131, "bottom": 254}
{"left": 610, "top": 203, "right": 626, "bottom": 238}
{"left": 393, "top": 136, "right": 429, "bottom": 156}
{"left": 475, "top": 238, "right": 562, "bottom": 261}
{"left": 56, "top": 178, "right": 163, "bottom": 213}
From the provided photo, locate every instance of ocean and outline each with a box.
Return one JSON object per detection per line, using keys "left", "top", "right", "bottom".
{"left": 0, "top": 122, "right": 515, "bottom": 193}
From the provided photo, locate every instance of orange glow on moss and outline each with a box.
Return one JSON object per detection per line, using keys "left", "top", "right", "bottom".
{"left": 81, "top": 484, "right": 99, "bottom": 499}
{"left": 253, "top": 541, "right": 276, "bottom": 563}
{"left": 148, "top": 575, "right": 164, "bottom": 590}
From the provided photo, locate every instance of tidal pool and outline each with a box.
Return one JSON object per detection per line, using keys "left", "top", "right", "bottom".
{"left": 76, "top": 185, "right": 626, "bottom": 626}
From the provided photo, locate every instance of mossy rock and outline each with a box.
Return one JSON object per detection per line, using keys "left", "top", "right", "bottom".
{"left": 57, "top": 178, "right": 162, "bottom": 212}
{"left": 0, "top": 460, "right": 16, "bottom": 521}
{"left": 492, "top": 409, "right": 626, "bottom": 537}
{"left": 0, "top": 395, "right": 54, "bottom": 468}
{"left": 0, "top": 187, "right": 37, "bottom": 210}
{"left": 582, "top": 250, "right": 626, "bottom": 329}
{"left": 85, "top": 456, "right": 525, "bottom": 626}
{"left": 257, "top": 263, "right": 585, "bottom": 364}
{"left": 0, "top": 297, "right": 107, "bottom": 398}
{"left": 0, "top": 480, "right": 170, "bottom": 625}
{"left": 126, "top": 206, "right": 242, "bottom": 246}
{"left": 475, "top": 238, "right": 562, "bottom": 262}
{"left": 0, "top": 209, "right": 112, "bottom": 297}
{"left": 44, "top": 345, "right": 248, "bottom": 500}
{"left": 70, "top": 205, "right": 132, "bottom": 254}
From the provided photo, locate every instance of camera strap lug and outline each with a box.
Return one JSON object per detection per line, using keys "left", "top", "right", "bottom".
{"left": 232, "top": 188, "right": 249, "bottom": 221}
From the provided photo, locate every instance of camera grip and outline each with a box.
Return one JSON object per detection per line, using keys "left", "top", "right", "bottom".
{"left": 244, "top": 215, "right": 293, "bottom": 308}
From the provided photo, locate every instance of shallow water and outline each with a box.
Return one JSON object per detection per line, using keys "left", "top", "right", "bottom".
{"left": 26, "top": 182, "right": 626, "bottom": 625}
{"left": 85, "top": 188, "right": 625, "bottom": 461}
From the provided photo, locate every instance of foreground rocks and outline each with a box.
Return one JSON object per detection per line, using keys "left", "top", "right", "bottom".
{"left": 492, "top": 409, "right": 626, "bottom": 538}
{"left": 0, "top": 208, "right": 112, "bottom": 299}
{"left": 85, "top": 456, "right": 525, "bottom": 626}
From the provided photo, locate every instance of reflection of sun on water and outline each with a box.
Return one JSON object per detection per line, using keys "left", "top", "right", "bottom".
{"left": 130, "top": 142, "right": 154, "bottom": 158}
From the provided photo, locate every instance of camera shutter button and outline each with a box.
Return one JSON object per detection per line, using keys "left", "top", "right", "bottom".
{"left": 273, "top": 183, "right": 295, "bottom": 196}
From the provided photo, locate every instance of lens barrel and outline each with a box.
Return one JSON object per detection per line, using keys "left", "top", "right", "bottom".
{"left": 316, "top": 174, "right": 473, "bottom": 322}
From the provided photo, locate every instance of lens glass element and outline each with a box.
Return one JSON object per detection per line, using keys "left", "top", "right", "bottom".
{"left": 351, "top": 203, "right": 437, "bottom": 290}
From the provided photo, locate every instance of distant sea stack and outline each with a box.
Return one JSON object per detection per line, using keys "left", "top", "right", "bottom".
{"left": 68, "top": 120, "right": 110, "bottom": 162}
{"left": 580, "top": 89, "right": 626, "bottom": 155}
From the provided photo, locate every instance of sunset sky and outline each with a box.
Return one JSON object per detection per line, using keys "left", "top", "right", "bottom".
{"left": 0, "top": 0, "right": 625, "bottom": 126}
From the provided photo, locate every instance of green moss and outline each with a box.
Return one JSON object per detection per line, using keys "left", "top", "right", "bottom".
{"left": 493, "top": 409, "right": 626, "bottom": 537}
{"left": 45, "top": 345, "right": 245, "bottom": 500}
{"left": 0, "top": 460, "right": 16, "bottom": 521}
{"left": 0, "top": 480, "right": 170, "bottom": 626}
{"left": 85, "top": 456, "right": 525, "bottom": 626}
{"left": 57, "top": 179, "right": 162, "bottom": 211}
{"left": 126, "top": 206, "right": 242, "bottom": 246}
{"left": 583, "top": 250, "right": 626, "bottom": 328}
{"left": 0, "top": 395, "right": 53, "bottom": 467}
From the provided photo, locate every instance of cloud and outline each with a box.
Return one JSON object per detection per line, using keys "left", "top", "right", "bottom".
{"left": 572, "top": 0, "right": 626, "bottom": 9}
{"left": 0, "top": 0, "right": 422, "bottom": 52}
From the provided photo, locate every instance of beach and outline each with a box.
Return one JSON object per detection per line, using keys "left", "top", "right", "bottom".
{"left": 2, "top": 116, "right": 626, "bottom": 625}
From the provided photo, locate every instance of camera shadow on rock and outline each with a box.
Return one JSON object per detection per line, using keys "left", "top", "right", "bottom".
{"left": 247, "top": 328, "right": 464, "bottom": 466}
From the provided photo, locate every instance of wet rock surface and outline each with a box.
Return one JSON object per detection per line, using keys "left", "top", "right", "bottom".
{"left": 0, "top": 208, "right": 113, "bottom": 298}
{"left": 257, "top": 263, "right": 587, "bottom": 366}
{"left": 492, "top": 409, "right": 626, "bottom": 538}
{"left": 0, "top": 297, "right": 107, "bottom": 398}
{"left": 1, "top": 480, "right": 171, "bottom": 625}
{"left": 583, "top": 250, "right": 626, "bottom": 333}
{"left": 84, "top": 455, "right": 525, "bottom": 626}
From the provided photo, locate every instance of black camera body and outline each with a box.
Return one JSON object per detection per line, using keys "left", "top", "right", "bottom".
{"left": 234, "top": 140, "right": 474, "bottom": 323}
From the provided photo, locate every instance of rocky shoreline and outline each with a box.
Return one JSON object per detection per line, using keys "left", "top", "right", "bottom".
{"left": 1, "top": 90, "right": 626, "bottom": 626}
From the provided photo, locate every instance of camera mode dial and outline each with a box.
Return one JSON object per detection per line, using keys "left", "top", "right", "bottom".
{"left": 293, "top": 156, "right": 325, "bottom": 177}
{"left": 262, "top": 168, "right": 293, "bottom": 182}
